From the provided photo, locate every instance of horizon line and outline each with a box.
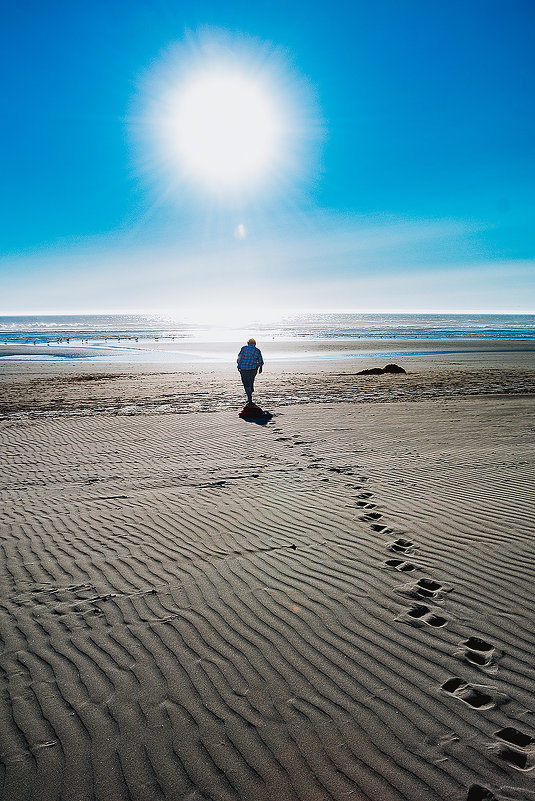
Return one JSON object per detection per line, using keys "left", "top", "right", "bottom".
{"left": 1, "top": 308, "right": 535, "bottom": 317}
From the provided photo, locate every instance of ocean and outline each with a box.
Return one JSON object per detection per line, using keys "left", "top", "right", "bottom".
{"left": 1, "top": 313, "right": 534, "bottom": 362}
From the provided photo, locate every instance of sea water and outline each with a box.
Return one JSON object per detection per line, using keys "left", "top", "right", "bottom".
{"left": 1, "top": 313, "right": 534, "bottom": 362}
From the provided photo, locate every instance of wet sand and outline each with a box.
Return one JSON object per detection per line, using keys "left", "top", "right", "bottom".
{"left": 1, "top": 339, "right": 534, "bottom": 419}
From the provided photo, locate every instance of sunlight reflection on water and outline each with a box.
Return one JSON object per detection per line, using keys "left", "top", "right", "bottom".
{"left": 1, "top": 313, "right": 534, "bottom": 363}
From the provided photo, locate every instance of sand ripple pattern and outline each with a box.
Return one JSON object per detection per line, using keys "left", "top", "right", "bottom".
{"left": 1, "top": 397, "right": 535, "bottom": 800}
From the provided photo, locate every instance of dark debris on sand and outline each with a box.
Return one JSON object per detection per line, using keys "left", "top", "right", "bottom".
{"left": 357, "top": 363, "right": 407, "bottom": 375}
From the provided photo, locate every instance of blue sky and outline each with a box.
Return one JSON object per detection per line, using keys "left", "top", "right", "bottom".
{"left": 1, "top": 0, "right": 534, "bottom": 314}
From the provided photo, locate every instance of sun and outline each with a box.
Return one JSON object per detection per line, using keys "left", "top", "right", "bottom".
{"left": 169, "top": 71, "right": 280, "bottom": 190}
{"left": 136, "top": 31, "right": 320, "bottom": 201}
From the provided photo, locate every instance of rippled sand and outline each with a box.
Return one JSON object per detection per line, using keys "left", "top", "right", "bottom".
{"left": 1, "top": 387, "right": 535, "bottom": 800}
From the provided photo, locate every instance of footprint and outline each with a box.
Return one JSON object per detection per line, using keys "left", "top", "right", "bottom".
{"left": 464, "top": 636, "right": 493, "bottom": 652}
{"left": 494, "top": 727, "right": 535, "bottom": 771}
{"left": 457, "top": 637, "right": 497, "bottom": 670}
{"left": 424, "top": 613, "right": 447, "bottom": 627}
{"left": 406, "top": 603, "right": 429, "bottom": 619}
{"left": 413, "top": 577, "right": 444, "bottom": 599}
{"left": 496, "top": 727, "right": 535, "bottom": 749}
{"left": 383, "top": 559, "right": 418, "bottom": 572}
{"left": 400, "top": 604, "right": 448, "bottom": 628}
{"left": 388, "top": 538, "right": 415, "bottom": 553}
{"left": 466, "top": 787, "right": 496, "bottom": 801}
{"left": 497, "top": 748, "right": 535, "bottom": 771}
{"left": 359, "top": 512, "right": 382, "bottom": 521}
{"left": 441, "top": 678, "right": 494, "bottom": 709}
{"left": 396, "top": 576, "right": 449, "bottom": 604}
{"left": 371, "top": 524, "right": 389, "bottom": 533}
{"left": 358, "top": 492, "right": 373, "bottom": 499}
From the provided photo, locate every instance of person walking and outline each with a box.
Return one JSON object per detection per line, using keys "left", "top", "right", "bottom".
{"left": 237, "top": 338, "right": 263, "bottom": 403}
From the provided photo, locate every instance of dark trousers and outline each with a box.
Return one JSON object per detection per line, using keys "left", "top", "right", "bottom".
{"left": 239, "top": 368, "right": 258, "bottom": 402}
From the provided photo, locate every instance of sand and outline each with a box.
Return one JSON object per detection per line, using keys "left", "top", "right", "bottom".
{"left": 1, "top": 338, "right": 535, "bottom": 418}
{"left": 1, "top": 360, "right": 535, "bottom": 800}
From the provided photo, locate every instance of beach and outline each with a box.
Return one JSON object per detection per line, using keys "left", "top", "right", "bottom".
{"left": 1, "top": 336, "right": 535, "bottom": 419}
{"left": 1, "top": 344, "right": 535, "bottom": 801}
{"left": 3, "top": 0, "right": 534, "bottom": 787}
{"left": 3, "top": 0, "right": 535, "bottom": 787}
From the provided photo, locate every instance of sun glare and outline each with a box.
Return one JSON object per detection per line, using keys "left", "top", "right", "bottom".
{"left": 170, "top": 72, "right": 279, "bottom": 189}
{"left": 136, "top": 31, "right": 319, "bottom": 201}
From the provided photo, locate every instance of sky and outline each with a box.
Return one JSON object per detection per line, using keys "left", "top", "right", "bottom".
{"left": 1, "top": 0, "right": 534, "bottom": 316}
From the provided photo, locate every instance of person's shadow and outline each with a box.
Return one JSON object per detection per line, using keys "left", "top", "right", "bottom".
{"left": 239, "top": 403, "right": 273, "bottom": 425}
{"left": 240, "top": 410, "right": 273, "bottom": 426}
